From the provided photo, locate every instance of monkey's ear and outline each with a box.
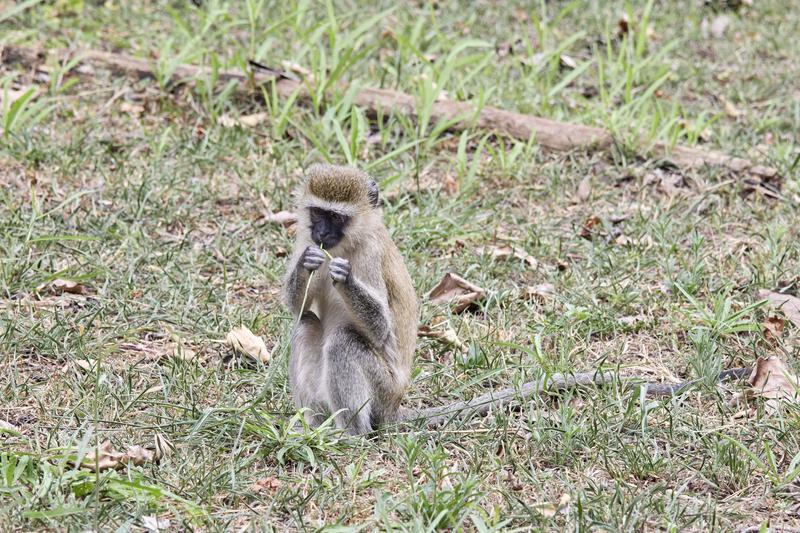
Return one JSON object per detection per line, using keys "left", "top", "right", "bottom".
{"left": 303, "top": 151, "right": 327, "bottom": 170}
{"left": 367, "top": 179, "right": 380, "bottom": 208}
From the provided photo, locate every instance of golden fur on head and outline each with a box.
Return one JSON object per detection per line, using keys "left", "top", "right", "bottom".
{"left": 294, "top": 164, "right": 384, "bottom": 253}
{"left": 301, "top": 164, "right": 375, "bottom": 209}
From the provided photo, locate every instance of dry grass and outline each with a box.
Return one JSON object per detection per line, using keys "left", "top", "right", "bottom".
{"left": 1, "top": 0, "right": 799, "bottom": 531}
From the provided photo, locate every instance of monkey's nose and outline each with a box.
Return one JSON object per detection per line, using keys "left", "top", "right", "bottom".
{"left": 311, "top": 228, "right": 327, "bottom": 243}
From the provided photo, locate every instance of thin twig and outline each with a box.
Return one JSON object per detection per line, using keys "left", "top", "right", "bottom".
{"left": 296, "top": 245, "right": 333, "bottom": 321}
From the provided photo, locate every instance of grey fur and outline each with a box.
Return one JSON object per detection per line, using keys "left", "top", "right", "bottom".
{"left": 328, "top": 257, "right": 350, "bottom": 284}
{"left": 366, "top": 179, "right": 380, "bottom": 207}
{"left": 334, "top": 274, "right": 390, "bottom": 346}
{"left": 284, "top": 251, "right": 398, "bottom": 435}
{"left": 283, "top": 165, "right": 418, "bottom": 437}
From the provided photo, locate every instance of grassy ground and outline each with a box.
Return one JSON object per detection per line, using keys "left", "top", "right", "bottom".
{"left": 2, "top": 0, "right": 800, "bottom": 530}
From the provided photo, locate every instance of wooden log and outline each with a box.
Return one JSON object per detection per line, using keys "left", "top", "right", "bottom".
{"left": 1, "top": 44, "right": 777, "bottom": 178}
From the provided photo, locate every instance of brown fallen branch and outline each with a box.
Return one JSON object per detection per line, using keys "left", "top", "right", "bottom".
{"left": 1, "top": 45, "right": 776, "bottom": 178}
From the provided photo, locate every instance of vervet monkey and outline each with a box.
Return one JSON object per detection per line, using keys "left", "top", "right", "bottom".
{"left": 283, "top": 164, "right": 417, "bottom": 435}
{"left": 283, "top": 166, "right": 752, "bottom": 434}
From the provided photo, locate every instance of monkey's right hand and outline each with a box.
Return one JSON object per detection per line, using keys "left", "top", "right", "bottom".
{"left": 302, "top": 246, "right": 326, "bottom": 272}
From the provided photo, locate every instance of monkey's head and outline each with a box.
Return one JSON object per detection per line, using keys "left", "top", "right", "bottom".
{"left": 295, "top": 164, "right": 382, "bottom": 250}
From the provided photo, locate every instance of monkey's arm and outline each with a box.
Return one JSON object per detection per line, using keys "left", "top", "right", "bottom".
{"left": 283, "top": 263, "right": 310, "bottom": 315}
{"left": 329, "top": 258, "right": 391, "bottom": 346}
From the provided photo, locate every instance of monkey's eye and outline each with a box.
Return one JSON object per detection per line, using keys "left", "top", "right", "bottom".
{"left": 330, "top": 212, "right": 350, "bottom": 227}
{"left": 308, "top": 207, "right": 324, "bottom": 222}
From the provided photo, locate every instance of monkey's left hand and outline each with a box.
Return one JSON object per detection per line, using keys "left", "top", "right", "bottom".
{"left": 329, "top": 257, "right": 351, "bottom": 284}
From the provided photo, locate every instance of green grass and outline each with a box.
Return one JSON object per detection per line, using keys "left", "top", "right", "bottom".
{"left": 1, "top": 0, "right": 799, "bottom": 530}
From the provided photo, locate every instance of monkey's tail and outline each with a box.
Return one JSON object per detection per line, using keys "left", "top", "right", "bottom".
{"left": 640, "top": 367, "right": 751, "bottom": 396}
{"left": 396, "top": 367, "right": 751, "bottom": 429}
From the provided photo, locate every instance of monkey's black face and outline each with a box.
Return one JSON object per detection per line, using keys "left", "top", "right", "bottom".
{"left": 309, "top": 207, "right": 350, "bottom": 249}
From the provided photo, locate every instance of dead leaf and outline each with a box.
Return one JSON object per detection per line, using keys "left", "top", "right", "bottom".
{"left": 616, "top": 13, "right": 656, "bottom": 40}
{"left": 144, "top": 384, "right": 164, "bottom": 395}
{"left": 153, "top": 432, "right": 174, "bottom": 461}
{"left": 439, "top": 465, "right": 454, "bottom": 491}
{"left": 748, "top": 356, "right": 800, "bottom": 414}
{"left": 81, "top": 440, "right": 124, "bottom": 471}
{"left": 418, "top": 325, "right": 469, "bottom": 353}
{"left": 218, "top": 115, "right": 237, "bottom": 128}
{"left": 442, "top": 174, "right": 459, "bottom": 195}
{"left": 657, "top": 173, "right": 685, "bottom": 197}
{"left": 532, "top": 493, "right": 572, "bottom": 518}
{"left": 61, "top": 359, "right": 94, "bottom": 373}
{"left": 171, "top": 341, "right": 197, "bottom": 361}
{"left": 250, "top": 476, "right": 282, "bottom": 493}
{"left": 1, "top": 85, "right": 36, "bottom": 106}
{"left": 579, "top": 215, "right": 602, "bottom": 239}
{"left": 496, "top": 41, "right": 512, "bottom": 58}
{"left": 763, "top": 316, "right": 784, "bottom": 343}
{"left": 758, "top": 289, "right": 800, "bottom": 329}
{"left": 524, "top": 283, "right": 556, "bottom": 302}
{"left": 559, "top": 54, "right": 577, "bottom": 69}
{"left": 239, "top": 112, "right": 268, "bottom": 127}
{"left": 427, "top": 273, "right": 486, "bottom": 313}
{"left": 43, "top": 278, "right": 88, "bottom": 295}
{"left": 78, "top": 440, "right": 157, "bottom": 472}
{"left": 225, "top": 325, "right": 270, "bottom": 363}
{"left": 659, "top": 280, "right": 673, "bottom": 295}
{"left": 507, "top": 472, "right": 524, "bottom": 491}
{"left": 281, "top": 60, "right": 314, "bottom": 81}
{"left": 522, "top": 52, "right": 548, "bottom": 68}
{"left": 619, "top": 315, "right": 646, "bottom": 326}
{"left": 617, "top": 13, "right": 630, "bottom": 37}
{"left": 142, "top": 515, "right": 171, "bottom": 532}
{"left": 125, "top": 445, "right": 155, "bottom": 466}
{"left": 710, "top": 15, "right": 731, "bottom": 38}
{"left": 477, "top": 244, "right": 538, "bottom": 269}
{"left": 264, "top": 210, "right": 298, "bottom": 228}
{"left": 720, "top": 95, "right": 741, "bottom": 118}
{"left": 613, "top": 234, "right": 633, "bottom": 246}
{"left": 576, "top": 176, "right": 591, "bottom": 202}
{"left": 0, "top": 419, "right": 20, "bottom": 435}
{"left": 118, "top": 342, "right": 160, "bottom": 358}
{"left": 219, "top": 112, "right": 268, "bottom": 128}
{"left": 428, "top": 315, "right": 448, "bottom": 327}
{"left": 568, "top": 397, "right": 586, "bottom": 409}
{"left": 119, "top": 341, "right": 197, "bottom": 363}
{"left": 120, "top": 101, "right": 144, "bottom": 115}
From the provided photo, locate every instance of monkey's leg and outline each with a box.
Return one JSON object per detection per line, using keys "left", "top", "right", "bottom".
{"left": 324, "top": 328, "right": 375, "bottom": 436}
{"left": 289, "top": 312, "right": 328, "bottom": 428}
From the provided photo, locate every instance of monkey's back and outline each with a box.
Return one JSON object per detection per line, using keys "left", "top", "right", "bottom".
{"left": 380, "top": 230, "right": 418, "bottom": 381}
